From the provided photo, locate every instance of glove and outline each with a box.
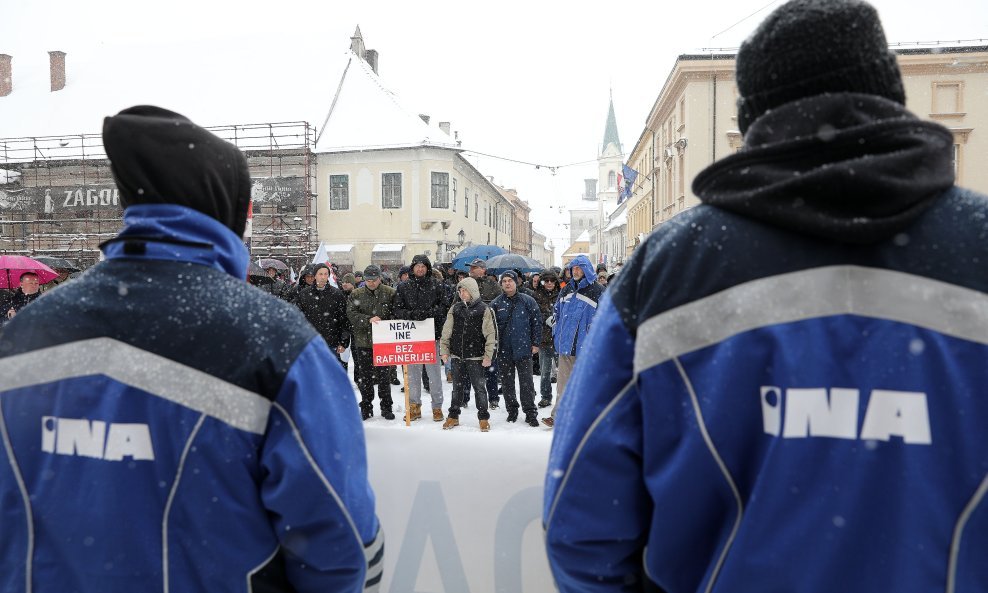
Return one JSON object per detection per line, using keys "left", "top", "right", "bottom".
{"left": 545, "top": 315, "right": 555, "bottom": 328}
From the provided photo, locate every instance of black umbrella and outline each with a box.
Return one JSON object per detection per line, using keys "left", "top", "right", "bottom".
{"left": 484, "top": 253, "right": 545, "bottom": 275}
{"left": 34, "top": 256, "right": 81, "bottom": 272}
{"left": 247, "top": 262, "right": 274, "bottom": 285}
{"left": 258, "top": 258, "right": 289, "bottom": 271}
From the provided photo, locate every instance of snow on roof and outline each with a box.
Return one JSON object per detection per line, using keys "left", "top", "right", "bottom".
{"left": 314, "top": 52, "right": 458, "bottom": 153}
{"left": 603, "top": 208, "right": 627, "bottom": 232}
{"left": 575, "top": 229, "right": 591, "bottom": 243}
{"left": 0, "top": 36, "right": 459, "bottom": 155}
{"left": 372, "top": 244, "right": 404, "bottom": 252}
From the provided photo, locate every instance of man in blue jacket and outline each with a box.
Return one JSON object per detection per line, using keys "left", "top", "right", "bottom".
{"left": 490, "top": 271, "right": 542, "bottom": 426}
{"left": 0, "top": 106, "right": 382, "bottom": 593}
{"left": 543, "top": 254, "right": 603, "bottom": 428}
{"left": 543, "top": 1, "right": 988, "bottom": 592}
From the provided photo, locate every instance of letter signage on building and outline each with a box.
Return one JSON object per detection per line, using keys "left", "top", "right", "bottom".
{"left": 0, "top": 176, "right": 306, "bottom": 213}
{"left": 372, "top": 319, "right": 437, "bottom": 366}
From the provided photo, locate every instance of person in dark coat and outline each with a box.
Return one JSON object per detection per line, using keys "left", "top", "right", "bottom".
{"left": 2, "top": 271, "right": 42, "bottom": 326}
{"left": 0, "top": 105, "right": 380, "bottom": 592}
{"left": 532, "top": 269, "right": 561, "bottom": 407}
{"left": 296, "top": 263, "right": 350, "bottom": 365}
{"left": 284, "top": 264, "right": 316, "bottom": 304}
{"left": 347, "top": 265, "right": 397, "bottom": 420}
{"left": 392, "top": 254, "right": 446, "bottom": 421}
{"left": 490, "top": 270, "right": 542, "bottom": 426}
{"left": 544, "top": 1, "right": 988, "bottom": 590}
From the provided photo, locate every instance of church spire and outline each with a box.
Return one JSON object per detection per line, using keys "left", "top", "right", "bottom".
{"left": 601, "top": 90, "right": 621, "bottom": 155}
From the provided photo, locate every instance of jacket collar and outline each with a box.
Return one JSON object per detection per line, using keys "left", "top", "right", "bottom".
{"left": 693, "top": 93, "right": 955, "bottom": 244}
{"left": 101, "top": 204, "right": 249, "bottom": 279}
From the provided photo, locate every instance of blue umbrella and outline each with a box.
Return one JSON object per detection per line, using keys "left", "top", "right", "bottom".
{"left": 484, "top": 253, "right": 545, "bottom": 275}
{"left": 451, "top": 244, "right": 507, "bottom": 271}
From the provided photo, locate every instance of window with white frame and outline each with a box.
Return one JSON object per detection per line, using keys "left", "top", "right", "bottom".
{"left": 329, "top": 174, "right": 349, "bottom": 210}
{"left": 431, "top": 172, "right": 449, "bottom": 208}
{"left": 452, "top": 178, "right": 457, "bottom": 212}
{"left": 474, "top": 194, "right": 478, "bottom": 221}
{"left": 608, "top": 170, "right": 617, "bottom": 189}
{"left": 382, "top": 173, "right": 402, "bottom": 209}
{"left": 464, "top": 194, "right": 469, "bottom": 218}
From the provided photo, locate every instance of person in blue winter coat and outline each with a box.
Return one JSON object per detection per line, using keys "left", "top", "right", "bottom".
{"left": 544, "top": 254, "right": 603, "bottom": 427}
{"left": 0, "top": 106, "right": 382, "bottom": 593}
{"left": 543, "top": 1, "right": 988, "bottom": 592}
{"left": 490, "top": 270, "right": 542, "bottom": 426}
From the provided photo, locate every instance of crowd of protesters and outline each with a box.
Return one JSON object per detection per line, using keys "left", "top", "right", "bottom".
{"left": 238, "top": 251, "right": 622, "bottom": 431}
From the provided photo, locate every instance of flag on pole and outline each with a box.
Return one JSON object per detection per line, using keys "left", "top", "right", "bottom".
{"left": 619, "top": 164, "right": 639, "bottom": 204}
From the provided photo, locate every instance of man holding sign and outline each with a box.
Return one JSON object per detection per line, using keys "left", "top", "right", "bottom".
{"left": 392, "top": 254, "right": 446, "bottom": 422}
{"left": 347, "top": 265, "right": 397, "bottom": 420}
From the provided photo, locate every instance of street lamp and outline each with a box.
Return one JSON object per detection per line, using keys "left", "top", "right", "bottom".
{"left": 457, "top": 228, "right": 465, "bottom": 246}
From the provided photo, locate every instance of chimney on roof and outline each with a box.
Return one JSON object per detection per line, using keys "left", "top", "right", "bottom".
{"left": 49, "top": 50, "right": 66, "bottom": 92}
{"left": 363, "top": 49, "right": 378, "bottom": 74}
{"left": 0, "top": 54, "right": 11, "bottom": 97}
{"left": 439, "top": 121, "right": 451, "bottom": 135}
{"left": 419, "top": 114, "right": 430, "bottom": 125}
{"left": 350, "top": 26, "right": 366, "bottom": 57}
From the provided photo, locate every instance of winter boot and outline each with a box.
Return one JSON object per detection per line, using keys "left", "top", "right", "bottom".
{"left": 446, "top": 370, "right": 453, "bottom": 383}
{"left": 538, "top": 398, "right": 552, "bottom": 408}
{"left": 361, "top": 408, "right": 373, "bottom": 421}
{"left": 442, "top": 417, "right": 459, "bottom": 430}
{"left": 479, "top": 419, "right": 490, "bottom": 432}
{"left": 489, "top": 399, "right": 500, "bottom": 410}
{"left": 433, "top": 408, "right": 444, "bottom": 422}
{"left": 541, "top": 417, "right": 554, "bottom": 428}
{"left": 381, "top": 408, "right": 395, "bottom": 420}
{"left": 409, "top": 403, "right": 422, "bottom": 421}
{"left": 506, "top": 410, "right": 518, "bottom": 423}
{"left": 526, "top": 416, "right": 540, "bottom": 427}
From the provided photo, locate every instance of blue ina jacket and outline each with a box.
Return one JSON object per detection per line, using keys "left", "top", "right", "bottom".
{"left": 553, "top": 255, "right": 604, "bottom": 357}
{"left": 0, "top": 204, "right": 382, "bottom": 593}
{"left": 543, "top": 96, "right": 988, "bottom": 593}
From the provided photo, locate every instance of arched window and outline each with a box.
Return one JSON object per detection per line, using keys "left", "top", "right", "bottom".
{"left": 608, "top": 170, "right": 617, "bottom": 189}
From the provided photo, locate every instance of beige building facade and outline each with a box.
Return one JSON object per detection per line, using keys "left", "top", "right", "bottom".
{"left": 315, "top": 148, "right": 512, "bottom": 273}
{"left": 623, "top": 45, "right": 988, "bottom": 255}
{"left": 531, "top": 228, "right": 554, "bottom": 268}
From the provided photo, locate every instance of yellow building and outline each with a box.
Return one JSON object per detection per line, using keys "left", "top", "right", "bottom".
{"left": 623, "top": 44, "right": 988, "bottom": 252}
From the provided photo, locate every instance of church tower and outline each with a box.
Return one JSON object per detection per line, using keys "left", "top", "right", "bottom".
{"left": 597, "top": 90, "right": 623, "bottom": 213}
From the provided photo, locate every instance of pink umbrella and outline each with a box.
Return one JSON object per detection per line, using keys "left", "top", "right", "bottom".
{"left": 0, "top": 255, "right": 59, "bottom": 289}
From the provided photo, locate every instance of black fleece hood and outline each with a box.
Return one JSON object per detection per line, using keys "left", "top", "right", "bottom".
{"left": 693, "top": 94, "right": 955, "bottom": 244}
{"left": 102, "top": 105, "right": 252, "bottom": 237}
{"left": 410, "top": 254, "right": 433, "bottom": 276}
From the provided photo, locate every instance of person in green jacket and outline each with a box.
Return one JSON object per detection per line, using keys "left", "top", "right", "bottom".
{"left": 347, "top": 264, "right": 398, "bottom": 420}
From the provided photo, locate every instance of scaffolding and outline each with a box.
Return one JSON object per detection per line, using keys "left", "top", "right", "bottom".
{"left": 0, "top": 121, "right": 318, "bottom": 273}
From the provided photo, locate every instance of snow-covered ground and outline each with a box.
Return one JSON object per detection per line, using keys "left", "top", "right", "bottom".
{"left": 348, "top": 356, "right": 559, "bottom": 434}
{"left": 348, "top": 356, "right": 557, "bottom": 592}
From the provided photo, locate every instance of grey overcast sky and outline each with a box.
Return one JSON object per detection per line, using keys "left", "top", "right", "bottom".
{"left": 3, "top": 0, "right": 987, "bottom": 250}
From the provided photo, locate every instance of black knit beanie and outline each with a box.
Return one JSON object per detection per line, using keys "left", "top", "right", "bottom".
{"left": 102, "top": 105, "right": 251, "bottom": 237}
{"left": 735, "top": 0, "right": 905, "bottom": 135}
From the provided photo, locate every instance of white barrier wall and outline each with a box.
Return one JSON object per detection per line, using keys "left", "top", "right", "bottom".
{"left": 366, "top": 426, "right": 555, "bottom": 592}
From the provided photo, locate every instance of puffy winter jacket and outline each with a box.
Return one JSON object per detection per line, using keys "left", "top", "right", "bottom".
{"left": 544, "top": 95, "right": 988, "bottom": 593}
{"left": 490, "top": 291, "right": 542, "bottom": 362}
{"left": 532, "top": 283, "right": 560, "bottom": 349}
{"left": 393, "top": 254, "right": 446, "bottom": 340}
{"left": 0, "top": 204, "right": 381, "bottom": 593}
{"left": 552, "top": 255, "right": 604, "bottom": 357}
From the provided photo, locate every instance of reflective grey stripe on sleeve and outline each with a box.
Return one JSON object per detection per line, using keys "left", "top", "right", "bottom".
{"left": 575, "top": 293, "right": 598, "bottom": 308}
{"left": 634, "top": 265, "right": 988, "bottom": 374}
{"left": 364, "top": 527, "right": 384, "bottom": 592}
{"left": 0, "top": 337, "right": 271, "bottom": 434}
